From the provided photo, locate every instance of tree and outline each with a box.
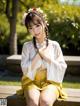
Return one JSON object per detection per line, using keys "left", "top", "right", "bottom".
{"left": 5, "top": 0, "right": 18, "bottom": 54}
{"left": 1, "top": 0, "right": 58, "bottom": 54}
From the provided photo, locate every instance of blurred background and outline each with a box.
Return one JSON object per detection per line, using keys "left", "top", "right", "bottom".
{"left": 0, "top": 0, "right": 80, "bottom": 89}
{"left": 0, "top": 0, "right": 80, "bottom": 55}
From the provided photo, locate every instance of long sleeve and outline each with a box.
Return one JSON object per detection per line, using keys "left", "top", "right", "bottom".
{"left": 47, "top": 41, "right": 67, "bottom": 83}
{"left": 21, "top": 43, "right": 32, "bottom": 75}
{"left": 21, "top": 42, "right": 43, "bottom": 79}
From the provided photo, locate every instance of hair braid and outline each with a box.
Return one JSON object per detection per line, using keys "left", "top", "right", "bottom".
{"left": 33, "top": 37, "right": 37, "bottom": 49}
{"left": 45, "top": 26, "right": 49, "bottom": 47}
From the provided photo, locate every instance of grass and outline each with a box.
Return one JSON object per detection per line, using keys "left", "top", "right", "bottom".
{"left": 0, "top": 71, "right": 80, "bottom": 88}
{"left": 0, "top": 80, "right": 21, "bottom": 86}
{"left": 0, "top": 80, "right": 80, "bottom": 89}
{"left": 63, "top": 82, "right": 80, "bottom": 88}
{"left": 63, "top": 75, "right": 80, "bottom": 88}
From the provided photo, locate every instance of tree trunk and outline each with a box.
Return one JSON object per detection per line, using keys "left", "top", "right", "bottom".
{"left": 9, "top": 0, "right": 18, "bottom": 54}
{"left": 9, "top": 18, "right": 17, "bottom": 54}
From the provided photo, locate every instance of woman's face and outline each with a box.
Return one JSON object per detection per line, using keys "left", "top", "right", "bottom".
{"left": 28, "top": 21, "right": 46, "bottom": 40}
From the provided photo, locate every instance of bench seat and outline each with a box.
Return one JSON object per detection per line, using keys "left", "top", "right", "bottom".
{"left": 6, "top": 55, "right": 80, "bottom": 75}
{"left": 0, "top": 85, "right": 80, "bottom": 106}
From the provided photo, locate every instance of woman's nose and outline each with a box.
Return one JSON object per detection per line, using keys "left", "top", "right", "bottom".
{"left": 33, "top": 28, "right": 38, "bottom": 34}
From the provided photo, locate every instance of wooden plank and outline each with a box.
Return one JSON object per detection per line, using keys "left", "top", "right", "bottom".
{"left": 0, "top": 85, "right": 21, "bottom": 95}
{"left": 64, "top": 88, "right": 80, "bottom": 97}
{"left": 7, "top": 55, "right": 21, "bottom": 64}
{"left": 0, "top": 86, "right": 80, "bottom": 99}
{"left": 0, "top": 85, "right": 79, "bottom": 106}
{"left": 0, "top": 86, "right": 21, "bottom": 98}
{"left": 64, "top": 56, "right": 80, "bottom": 65}
{"left": 6, "top": 55, "right": 80, "bottom": 75}
{"left": 6, "top": 55, "right": 80, "bottom": 65}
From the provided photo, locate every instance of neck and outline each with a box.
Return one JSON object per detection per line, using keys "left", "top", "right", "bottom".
{"left": 36, "top": 37, "right": 45, "bottom": 44}
{"left": 36, "top": 33, "right": 46, "bottom": 44}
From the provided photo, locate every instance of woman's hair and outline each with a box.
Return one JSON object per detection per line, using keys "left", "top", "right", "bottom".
{"left": 23, "top": 8, "right": 49, "bottom": 50}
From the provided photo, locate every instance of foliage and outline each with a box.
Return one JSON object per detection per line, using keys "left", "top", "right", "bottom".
{"left": 0, "top": 14, "right": 9, "bottom": 54}
{"left": 0, "top": 0, "right": 80, "bottom": 55}
{"left": 0, "top": 15, "right": 9, "bottom": 43}
{"left": 43, "top": 4, "right": 80, "bottom": 55}
{"left": 0, "top": 0, "right": 6, "bottom": 13}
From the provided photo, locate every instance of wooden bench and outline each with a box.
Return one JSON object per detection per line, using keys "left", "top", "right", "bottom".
{"left": 64, "top": 56, "right": 80, "bottom": 75}
{"left": 0, "top": 85, "right": 80, "bottom": 106}
{"left": 6, "top": 55, "right": 80, "bottom": 75}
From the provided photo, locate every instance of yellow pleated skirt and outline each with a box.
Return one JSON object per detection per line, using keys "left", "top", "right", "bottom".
{"left": 17, "top": 69, "right": 67, "bottom": 100}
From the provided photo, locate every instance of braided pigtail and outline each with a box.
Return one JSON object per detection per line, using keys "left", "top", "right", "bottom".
{"left": 33, "top": 37, "right": 37, "bottom": 49}
{"left": 45, "top": 26, "right": 49, "bottom": 47}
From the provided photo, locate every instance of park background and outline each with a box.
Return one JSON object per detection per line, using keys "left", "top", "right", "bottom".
{"left": 0, "top": 0, "right": 80, "bottom": 89}
{"left": 0, "top": 0, "right": 80, "bottom": 56}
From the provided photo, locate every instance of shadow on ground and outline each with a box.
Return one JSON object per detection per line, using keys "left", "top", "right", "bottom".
{"left": 0, "top": 68, "right": 80, "bottom": 83}
{"left": 0, "top": 69, "right": 21, "bottom": 82}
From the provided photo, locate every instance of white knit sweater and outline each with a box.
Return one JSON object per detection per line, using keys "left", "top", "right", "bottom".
{"left": 21, "top": 39, "right": 67, "bottom": 83}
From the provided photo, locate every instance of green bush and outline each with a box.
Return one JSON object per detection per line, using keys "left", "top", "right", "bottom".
{"left": 16, "top": 23, "right": 32, "bottom": 53}
{"left": 44, "top": 4, "right": 80, "bottom": 55}
{"left": 0, "top": 2, "right": 80, "bottom": 55}
{"left": 0, "top": 14, "right": 9, "bottom": 54}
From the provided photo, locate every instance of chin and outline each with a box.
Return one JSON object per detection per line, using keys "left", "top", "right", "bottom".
{"left": 35, "top": 34, "right": 41, "bottom": 39}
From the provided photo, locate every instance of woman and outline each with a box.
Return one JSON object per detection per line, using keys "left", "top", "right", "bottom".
{"left": 18, "top": 8, "right": 67, "bottom": 106}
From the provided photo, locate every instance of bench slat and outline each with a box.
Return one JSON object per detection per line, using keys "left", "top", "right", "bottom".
{"left": 7, "top": 55, "right": 80, "bottom": 65}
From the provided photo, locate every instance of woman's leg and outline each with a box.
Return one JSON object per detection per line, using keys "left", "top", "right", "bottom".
{"left": 24, "top": 85, "right": 40, "bottom": 106}
{"left": 40, "top": 85, "right": 59, "bottom": 106}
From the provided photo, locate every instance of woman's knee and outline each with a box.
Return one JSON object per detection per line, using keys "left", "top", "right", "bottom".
{"left": 24, "top": 87, "right": 40, "bottom": 106}
{"left": 40, "top": 99, "right": 49, "bottom": 106}
{"left": 27, "top": 98, "right": 39, "bottom": 106}
{"left": 40, "top": 96, "right": 54, "bottom": 106}
{"left": 40, "top": 94, "right": 57, "bottom": 106}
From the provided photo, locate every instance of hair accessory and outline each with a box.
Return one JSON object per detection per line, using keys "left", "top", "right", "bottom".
{"left": 22, "top": 7, "right": 49, "bottom": 26}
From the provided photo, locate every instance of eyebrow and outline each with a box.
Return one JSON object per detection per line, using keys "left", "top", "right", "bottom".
{"left": 28, "top": 22, "right": 41, "bottom": 28}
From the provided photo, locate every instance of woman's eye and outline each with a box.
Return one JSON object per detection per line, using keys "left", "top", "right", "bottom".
{"left": 29, "top": 27, "right": 32, "bottom": 30}
{"left": 36, "top": 24, "right": 40, "bottom": 27}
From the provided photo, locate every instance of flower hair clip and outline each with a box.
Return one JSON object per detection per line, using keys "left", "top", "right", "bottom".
{"left": 22, "top": 7, "right": 49, "bottom": 26}
{"left": 28, "top": 8, "right": 43, "bottom": 14}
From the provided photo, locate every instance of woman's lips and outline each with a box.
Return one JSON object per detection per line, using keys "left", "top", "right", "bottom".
{"left": 35, "top": 33, "right": 40, "bottom": 36}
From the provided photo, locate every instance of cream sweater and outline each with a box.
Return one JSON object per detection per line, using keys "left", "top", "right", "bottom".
{"left": 21, "top": 39, "right": 67, "bottom": 83}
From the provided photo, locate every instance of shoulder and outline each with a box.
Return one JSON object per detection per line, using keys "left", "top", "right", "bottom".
{"left": 49, "top": 39, "right": 63, "bottom": 55}
{"left": 48, "top": 39, "right": 60, "bottom": 48}
{"left": 23, "top": 40, "right": 33, "bottom": 49}
{"left": 22, "top": 41, "right": 34, "bottom": 52}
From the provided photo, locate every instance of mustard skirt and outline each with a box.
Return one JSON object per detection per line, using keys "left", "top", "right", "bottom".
{"left": 17, "top": 69, "right": 67, "bottom": 100}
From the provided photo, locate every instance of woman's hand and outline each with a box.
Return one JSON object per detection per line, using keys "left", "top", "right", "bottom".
{"left": 38, "top": 45, "right": 51, "bottom": 64}
{"left": 39, "top": 44, "right": 49, "bottom": 57}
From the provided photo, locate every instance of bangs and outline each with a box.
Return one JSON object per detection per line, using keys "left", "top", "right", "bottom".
{"left": 25, "top": 12, "right": 42, "bottom": 28}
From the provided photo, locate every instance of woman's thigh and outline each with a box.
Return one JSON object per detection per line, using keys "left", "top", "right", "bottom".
{"left": 24, "top": 85, "right": 40, "bottom": 106}
{"left": 40, "top": 84, "right": 59, "bottom": 106}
